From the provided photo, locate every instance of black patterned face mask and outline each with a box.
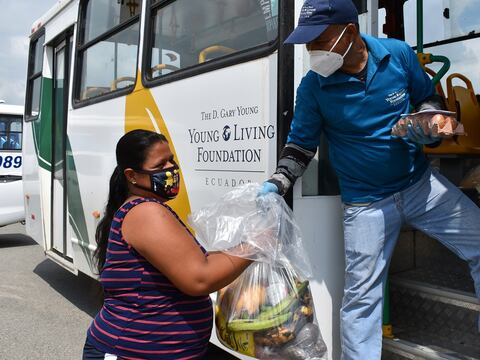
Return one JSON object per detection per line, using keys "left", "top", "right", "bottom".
{"left": 134, "top": 163, "right": 180, "bottom": 200}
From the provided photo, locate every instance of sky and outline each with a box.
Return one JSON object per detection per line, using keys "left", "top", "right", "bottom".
{"left": 0, "top": 0, "right": 58, "bottom": 106}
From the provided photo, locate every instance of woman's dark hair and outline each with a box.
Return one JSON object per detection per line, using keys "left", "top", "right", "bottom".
{"left": 94, "top": 129, "right": 167, "bottom": 273}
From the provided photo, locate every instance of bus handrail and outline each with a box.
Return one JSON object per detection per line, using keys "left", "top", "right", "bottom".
{"left": 198, "top": 46, "right": 236, "bottom": 64}
{"left": 111, "top": 77, "right": 136, "bottom": 91}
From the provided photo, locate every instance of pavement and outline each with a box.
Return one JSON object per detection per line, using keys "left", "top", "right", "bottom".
{"left": 0, "top": 223, "right": 235, "bottom": 360}
{"left": 0, "top": 222, "right": 102, "bottom": 360}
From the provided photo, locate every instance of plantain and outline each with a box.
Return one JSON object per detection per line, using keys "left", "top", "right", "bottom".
{"left": 257, "top": 281, "right": 309, "bottom": 320}
{"left": 228, "top": 312, "right": 293, "bottom": 332}
{"left": 227, "top": 282, "right": 310, "bottom": 332}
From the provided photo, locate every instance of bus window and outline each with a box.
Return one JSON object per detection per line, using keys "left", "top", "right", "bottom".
{"left": 146, "top": 0, "right": 279, "bottom": 79}
{"left": 0, "top": 116, "right": 22, "bottom": 150}
{"left": 84, "top": 0, "right": 140, "bottom": 43}
{"left": 403, "top": 0, "right": 480, "bottom": 46}
{"left": 400, "top": 0, "right": 480, "bottom": 107}
{"left": 447, "top": 0, "right": 480, "bottom": 38}
{"left": 76, "top": 0, "right": 141, "bottom": 102}
{"left": 426, "top": 37, "right": 480, "bottom": 94}
{"left": 26, "top": 34, "right": 45, "bottom": 120}
{"left": 9, "top": 120, "right": 22, "bottom": 150}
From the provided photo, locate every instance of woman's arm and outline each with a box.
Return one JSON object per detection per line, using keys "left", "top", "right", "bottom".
{"left": 122, "top": 202, "right": 252, "bottom": 296}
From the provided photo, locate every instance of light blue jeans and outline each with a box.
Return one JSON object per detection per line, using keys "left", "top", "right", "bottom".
{"left": 340, "top": 167, "right": 480, "bottom": 360}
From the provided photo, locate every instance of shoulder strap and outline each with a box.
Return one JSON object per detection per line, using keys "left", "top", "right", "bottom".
{"left": 116, "top": 197, "right": 161, "bottom": 219}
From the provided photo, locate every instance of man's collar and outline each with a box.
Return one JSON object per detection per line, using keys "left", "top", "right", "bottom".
{"left": 363, "top": 34, "right": 390, "bottom": 65}
{"left": 317, "top": 34, "right": 391, "bottom": 87}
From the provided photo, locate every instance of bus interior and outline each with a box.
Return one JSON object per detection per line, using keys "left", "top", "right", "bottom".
{"left": 386, "top": 1, "right": 480, "bottom": 357}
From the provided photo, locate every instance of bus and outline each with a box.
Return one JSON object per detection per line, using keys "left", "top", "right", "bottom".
{"left": 24, "top": 0, "right": 479, "bottom": 358}
{"left": 0, "top": 102, "right": 24, "bottom": 227}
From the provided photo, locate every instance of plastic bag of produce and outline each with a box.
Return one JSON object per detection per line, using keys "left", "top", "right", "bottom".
{"left": 189, "top": 184, "right": 327, "bottom": 359}
{"left": 391, "top": 110, "right": 465, "bottom": 138}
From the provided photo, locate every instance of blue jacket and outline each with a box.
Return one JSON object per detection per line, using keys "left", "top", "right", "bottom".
{"left": 288, "top": 34, "right": 434, "bottom": 203}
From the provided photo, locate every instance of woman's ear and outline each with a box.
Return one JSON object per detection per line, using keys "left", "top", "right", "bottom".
{"left": 124, "top": 168, "right": 137, "bottom": 184}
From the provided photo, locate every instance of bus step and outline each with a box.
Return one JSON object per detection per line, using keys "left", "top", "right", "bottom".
{"left": 390, "top": 266, "right": 475, "bottom": 295}
{"left": 382, "top": 337, "right": 478, "bottom": 360}
{"left": 383, "top": 274, "right": 480, "bottom": 359}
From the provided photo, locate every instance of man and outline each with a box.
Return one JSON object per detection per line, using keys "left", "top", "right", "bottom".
{"left": 260, "top": 0, "right": 480, "bottom": 359}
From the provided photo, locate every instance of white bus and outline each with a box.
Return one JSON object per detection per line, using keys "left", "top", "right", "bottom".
{"left": 0, "top": 102, "right": 24, "bottom": 227}
{"left": 24, "top": 0, "right": 479, "bottom": 358}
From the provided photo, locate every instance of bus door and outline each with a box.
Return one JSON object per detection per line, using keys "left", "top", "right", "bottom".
{"left": 51, "top": 32, "right": 73, "bottom": 260}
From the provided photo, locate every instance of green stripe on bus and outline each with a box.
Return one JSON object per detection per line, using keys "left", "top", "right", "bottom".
{"left": 31, "top": 77, "right": 53, "bottom": 171}
{"left": 66, "top": 137, "right": 94, "bottom": 272}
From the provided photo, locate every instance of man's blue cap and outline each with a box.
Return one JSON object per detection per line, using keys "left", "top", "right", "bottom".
{"left": 285, "top": 0, "right": 359, "bottom": 44}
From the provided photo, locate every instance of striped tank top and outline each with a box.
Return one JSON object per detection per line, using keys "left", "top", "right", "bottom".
{"left": 87, "top": 198, "right": 213, "bottom": 360}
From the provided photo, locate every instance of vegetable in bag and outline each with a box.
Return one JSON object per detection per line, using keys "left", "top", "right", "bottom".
{"left": 189, "top": 184, "right": 328, "bottom": 360}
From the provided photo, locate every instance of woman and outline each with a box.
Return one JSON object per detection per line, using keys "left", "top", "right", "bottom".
{"left": 83, "top": 130, "right": 252, "bottom": 359}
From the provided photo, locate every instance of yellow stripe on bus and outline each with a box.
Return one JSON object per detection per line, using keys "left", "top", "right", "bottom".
{"left": 125, "top": 72, "right": 192, "bottom": 226}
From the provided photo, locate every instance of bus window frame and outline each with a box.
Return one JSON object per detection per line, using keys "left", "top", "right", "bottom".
{"left": 72, "top": 0, "right": 143, "bottom": 109}
{"left": 25, "top": 29, "right": 45, "bottom": 122}
{"left": 414, "top": 33, "right": 480, "bottom": 51}
{"left": 141, "top": 0, "right": 281, "bottom": 89}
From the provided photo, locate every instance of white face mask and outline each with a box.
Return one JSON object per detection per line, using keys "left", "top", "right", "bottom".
{"left": 309, "top": 26, "right": 353, "bottom": 77}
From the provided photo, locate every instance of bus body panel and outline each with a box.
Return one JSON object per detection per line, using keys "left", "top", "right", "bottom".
{"left": 23, "top": 118, "right": 44, "bottom": 244}
{"left": 43, "top": 1, "right": 78, "bottom": 45}
{"left": 0, "top": 180, "right": 24, "bottom": 227}
{"left": 31, "top": 0, "right": 76, "bottom": 35}
{"left": 293, "top": 193, "right": 345, "bottom": 360}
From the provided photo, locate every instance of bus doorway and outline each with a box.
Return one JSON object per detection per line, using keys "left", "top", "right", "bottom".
{"left": 51, "top": 31, "right": 73, "bottom": 260}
